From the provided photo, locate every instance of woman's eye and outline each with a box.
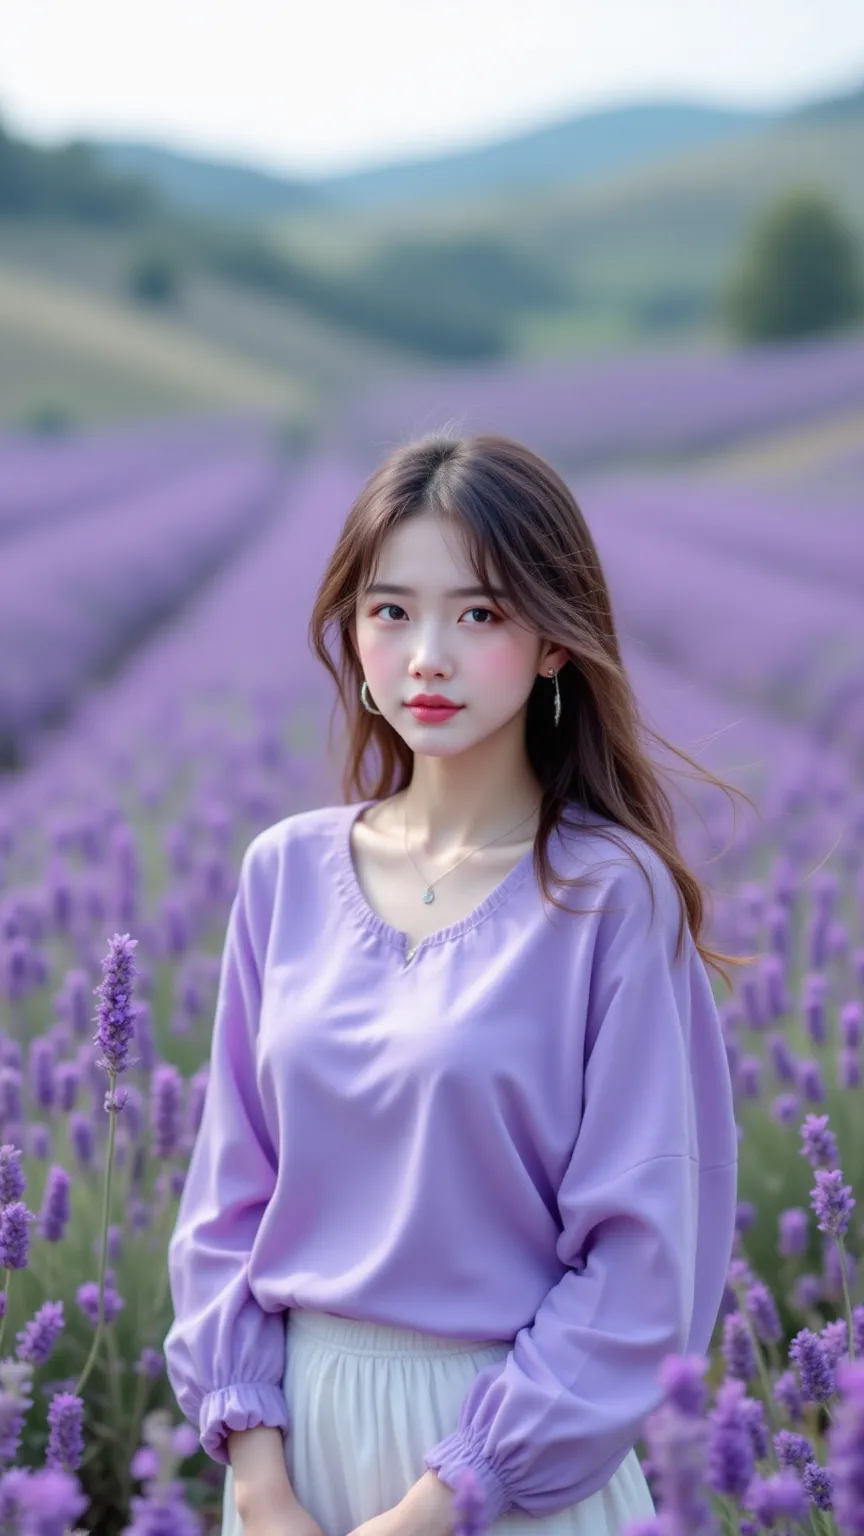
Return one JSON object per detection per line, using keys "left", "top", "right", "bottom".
{"left": 370, "top": 604, "right": 498, "bottom": 624}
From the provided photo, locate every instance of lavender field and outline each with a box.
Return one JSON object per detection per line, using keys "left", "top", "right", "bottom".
{"left": 0, "top": 333, "right": 863, "bottom": 1534}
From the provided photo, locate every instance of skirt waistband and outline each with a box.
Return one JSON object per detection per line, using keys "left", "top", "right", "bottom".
{"left": 286, "top": 1307, "right": 509, "bottom": 1359}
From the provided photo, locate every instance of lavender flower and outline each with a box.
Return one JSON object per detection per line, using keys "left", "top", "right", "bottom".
{"left": 792, "top": 1273, "right": 823, "bottom": 1313}
{"left": 722, "top": 1311, "right": 756, "bottom": 1382}
{"left": 745, "top": 1281, "right": 782, "bottom": 1344}
{"left": 737, "top": 1056, "right": 762, "bottom": 1099}
{"left": 838, "top": 1047, "right": 861, "bottom": 1089}
{"left": 767, "top": 1031, "right": 796, "bottom": 1084}
{"left": 774, "top": 1429, "right": 815, "bottom": 1469}
{"left": 840, "top": 1001, "right": 863, "bottom": 1048}
{"left": 0, "top": 1146, "right": 25, "bottom": 1208}
{"left": 778, "top": 1208, "right": 808, "bottom": 1257}
{"left": 796, "top": 1057, "right": 825, "bottom": 1102}
{"left": 0, "top": 1359, "right": 34, "bottom": 1464}
{"left": 745, "top": 1469, "right": 808, "bottom": 1527}
{"left": 0, "top": 1201, "right": 36, "bottom": 1269}
{"left": 45, "top": 1391, "right": 85, "bottom": 1472}
{"left": 0, "top": 1464, "right": 88, "bottom": 1534}
{"left": 827, "top": 1359, "right": 864, "bottom": 1534}
{"left": 643, "top": 1402, "right": 718, "bottom": 1536}
{"left": 657, "top": 1355, "right": 708, "bottom": 1417}
{"left": 150, "top": 1063, "right": 184, "bottom": 1159}
{"left": 799, "top": 1113, "right": 839, "bottom": 1170}
{"left": 15, "top": 1300, "right": 64, "bottom": 1366}
{"left": 773, "top": 1369, "right": 805, "bottom": 1424}
{"left": 802, "top": 1460, "right": 833, "bottom": 1511}
{"left": 740, "top": 1396, "right": 769, "bottom": 1462}
{"left": 706, "top": 1379, "right": 754, "bottom": 1498}
{"left": 790, "top": 1328, "right": 835, "bottom": 1404}
{"left": 811, "top": 1167, "right": 855, "bottom": 1237}
{"left": 37, "top": 1165, "right": 71, "bottom": 1242}
{"left": 770, "top": 1093, "right": 799, "bottom": 1124}
{"left": 92, "top": 932, "right": 139, "bottom": 1087}
{"left": 76, "top": 1279, "right": 125, "bottom": 1326}
{"left": 802, "top": 972, "right": 828, "bottom": 1044}
{"left": 821, "top": 1318, "right": 850, "bottom": 1366}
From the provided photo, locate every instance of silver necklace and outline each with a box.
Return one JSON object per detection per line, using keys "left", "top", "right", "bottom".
{"left": 403, "top": 798, "right": 541, "bottom": 904}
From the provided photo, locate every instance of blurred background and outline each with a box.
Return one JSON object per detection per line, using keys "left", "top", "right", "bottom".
{"left": 1, "top": 4, "right": 864, "bottom": 1529}
{"left": 1, "top": 0, "right": 863, "bottom": 832}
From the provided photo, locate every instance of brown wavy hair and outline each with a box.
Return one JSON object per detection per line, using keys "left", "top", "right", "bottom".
{"left": 308, "top": 430, "right": 758, "bottom": 989}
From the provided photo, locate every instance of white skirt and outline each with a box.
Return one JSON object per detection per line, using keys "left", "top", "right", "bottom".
{"left": 220, "top": 1308, "right": 656, "bottom": 1536}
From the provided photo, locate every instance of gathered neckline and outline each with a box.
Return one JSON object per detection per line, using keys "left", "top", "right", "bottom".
{"left": 333, "top": 798, "right": 539, "bottom": 960}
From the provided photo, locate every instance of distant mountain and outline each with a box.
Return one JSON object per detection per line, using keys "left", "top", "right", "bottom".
{"left": 89, "top": 81, "right": 863, "bottom": 223}
{"left": 309, "top": 101, "right": 774, "bottom": 208}
{"left": 90, "top": 100, "right": 777, "bottom": 223}
{"left": 91, "top": 141, "right": 328, "bottom": 220}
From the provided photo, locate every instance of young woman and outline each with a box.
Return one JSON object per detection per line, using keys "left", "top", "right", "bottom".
{"left": 164, "top": 433, "right": 747, "bottom": 1536}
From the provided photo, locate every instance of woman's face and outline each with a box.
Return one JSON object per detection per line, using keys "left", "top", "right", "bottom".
{"left": 351, "top": 513, "right": 557, "bottom": 758}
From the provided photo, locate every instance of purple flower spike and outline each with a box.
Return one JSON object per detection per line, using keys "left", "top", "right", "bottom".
{"left": 828, "top": 1359, "right": 864, "bottom": 1534}
{"left": 0, "top": 1146, "right": 25, "bottom": 1208}
{"left": 15, "top": 1299, "right": 64, "bottom": 1366}
{"left": 707, "top": 1379, "right": 755, "bottom": 1498}
{"left": 796, "top": 1057, "right": 826, "bottom": 1103}
{"left": 802, "top": 1460, "right": 833, "bottom": 1510}
{"left": 658, "top": 1355, "right": 709, "bottom": 1416}
{"left": 799, "top": 1113, "right": 839, "bottom": 1170}
{"left": 811, "top": 1167, "right": 855, "bottom": 1238}
{"left": 0, "top": 1201, "right": 36, "bottom": 1269}
{"left": 802, "top": 972, "right": 828, "bottom": 1044}
{"left": 92, "top": 933, "right": 139, "bottom": 1089}
{"left": 768, "top": 1031, "right": 797, "bottom": 1084}
{"left": 770, "top": 1091, "right": 799, "bottom": 1124}
{"left": 774, "top": 1369, "right": 805, "bottom": 1424}
{"left": 761, "top": 954, "right": 788, "bottom": 1019}
{"left": 840, "top": 1001, "right": 863, "bottom": 1049}
{"left": 37, "top": 1166, "right": 71, "bottom": 1242}
{"left": 746, "top": 1469, "right": 808, "bottom": 1527}
{"left": 790, "top": 1328, "right": 836, "bottom": 1404}
{"left": 745, "top": 1281, "right": 782, "bottom": 1344}
{"left": 778, "top": 1208, "right": 808, "bottom": 1257}
{"left": 722, "top": 1312, "right": 756, "bottom": 1382}
{"left": 774, "top": 1429, "right": 815, "bottom": 1469}
{"left": 45, "top": 1391, "right": 85, "bottom": 1473}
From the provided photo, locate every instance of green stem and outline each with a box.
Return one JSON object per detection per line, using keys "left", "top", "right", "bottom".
{"left": 120, "top": 1365, "right": 150, "bottom": 1508}
{"left": 0, "top": 1268, "right": 10, "bottom": 1357}
{"left": 835, "top": 1238, "right": 856, "bottom": 1363}
{"left": 74, "top": 1075, "right": 119, "bottom": 1397}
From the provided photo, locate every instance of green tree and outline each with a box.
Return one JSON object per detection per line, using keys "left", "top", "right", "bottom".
{"left": 725, "top": 188, "right": 863, "bottom": 342}
{"left": 127, "top": 249, "right": 183, "bottom": 306}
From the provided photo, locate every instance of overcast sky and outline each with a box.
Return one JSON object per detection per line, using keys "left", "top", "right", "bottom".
{"left": 2, "top": 0, "right": 863, "bottom": 178}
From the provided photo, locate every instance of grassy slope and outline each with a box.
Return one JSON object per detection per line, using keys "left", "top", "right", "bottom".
{"left": 0, "top": 223, "right": 411, "bottom": 428}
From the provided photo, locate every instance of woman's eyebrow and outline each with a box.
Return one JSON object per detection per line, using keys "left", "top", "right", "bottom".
{"left": 366, "top": 583, "right": 506, "bottom": 599}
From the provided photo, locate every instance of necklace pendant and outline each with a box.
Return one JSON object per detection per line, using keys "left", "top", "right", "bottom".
{"left": 422, "top": 888, "right": 435, "bottom": 904}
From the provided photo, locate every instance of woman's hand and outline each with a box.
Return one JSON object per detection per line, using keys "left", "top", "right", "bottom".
{"left": 346, "top": 1474, "right": 456, "bottom": 1536}
{"left": 344, "top": 1511, "right": 406, "bottom": 1536}
{"left": 240, "top": 1495, "right": 328, "bottom": 1536}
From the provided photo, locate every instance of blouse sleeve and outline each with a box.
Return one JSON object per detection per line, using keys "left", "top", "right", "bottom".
{"left": 423, "top": 851, "right": 738, "bottom": 1523}
{"left": 162, "top": 837, "right": 290, "bottom": 1466}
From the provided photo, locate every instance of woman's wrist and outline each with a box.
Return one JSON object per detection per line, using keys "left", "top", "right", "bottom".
{"left": 227, "top": 1425, "right": 294, "bottom": 1515}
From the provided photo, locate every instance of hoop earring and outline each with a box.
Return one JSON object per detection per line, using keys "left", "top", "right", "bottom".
{"left": 360, "top": 678, "right": 383, "bottom": 716}
{"left": 549, "top": 668, "right": 561, "bottom": 728}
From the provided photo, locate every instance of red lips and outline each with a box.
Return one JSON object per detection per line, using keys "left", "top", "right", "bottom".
{"left": 408, "top": 694, "right": 461, "bottom": 708}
